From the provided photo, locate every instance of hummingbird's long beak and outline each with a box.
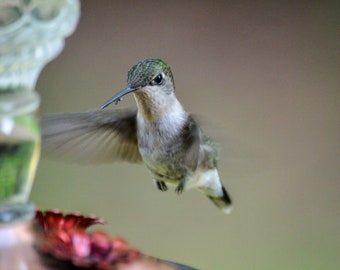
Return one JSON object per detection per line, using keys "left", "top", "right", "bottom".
{"left": 100, "top": 87, "right": 139, "bottom": 110}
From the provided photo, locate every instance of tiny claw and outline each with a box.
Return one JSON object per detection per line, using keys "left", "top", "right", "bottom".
{"left": 175, "top": 183, "right": 184, "bottom": 194}
{"left": 156, "top": 181, "right": 168, "bottom": 191}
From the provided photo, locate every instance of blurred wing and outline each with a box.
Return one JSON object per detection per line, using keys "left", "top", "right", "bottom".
{"left": 181, "top": 115, "right": 204, "bottom": 171}
{"left": 41, "top": 109, "right": 142, "bottom": 163}
{"left": 182, "top": 115, "right": 219, "bottom": 171}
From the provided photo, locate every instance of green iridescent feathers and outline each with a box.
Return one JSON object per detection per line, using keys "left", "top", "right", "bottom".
{"left": 127, "top": 59, "right": 175, "bottom": 89}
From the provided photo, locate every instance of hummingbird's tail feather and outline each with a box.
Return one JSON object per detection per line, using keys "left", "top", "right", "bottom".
{"left": 193, "top": 169, "right": 232, "bottom": 214}
{"left": 207, "top": 186, "right": 232, "bottom": 214}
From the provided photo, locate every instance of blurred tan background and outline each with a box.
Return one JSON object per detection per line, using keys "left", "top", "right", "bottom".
{"left": 31, "top": 1, "right": 339, "bottom": 269}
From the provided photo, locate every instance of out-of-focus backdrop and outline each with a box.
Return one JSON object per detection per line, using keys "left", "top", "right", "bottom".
{"left": 31, "top": 1, "right": 339, "bottom": 269}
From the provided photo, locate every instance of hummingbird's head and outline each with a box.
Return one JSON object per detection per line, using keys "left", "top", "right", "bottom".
{"left": 127, "top": 58, "right": 175, "bottom": 91}
{"left": 100, "top": 59, "right": 176, "bottom": 110}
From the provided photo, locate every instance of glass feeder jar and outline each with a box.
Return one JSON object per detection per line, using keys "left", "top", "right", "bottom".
{"left": 0, "top": 91, "right": 40, "bottom": 223}
{"left": 0, "top": 0, "right": 80, "bottom": 224}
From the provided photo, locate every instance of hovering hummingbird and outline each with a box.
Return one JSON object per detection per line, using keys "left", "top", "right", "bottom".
{"left": 42, "top": 58, "right": 232, "bottom": 213}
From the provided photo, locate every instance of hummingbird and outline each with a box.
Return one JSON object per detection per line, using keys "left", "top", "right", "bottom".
{"left": 41, "top": 58, "right": 232, "bottom": 214}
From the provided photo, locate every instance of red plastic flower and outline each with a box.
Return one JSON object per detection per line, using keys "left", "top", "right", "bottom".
{"left": 34, "top": 210, "right": 140, "bottom": 269}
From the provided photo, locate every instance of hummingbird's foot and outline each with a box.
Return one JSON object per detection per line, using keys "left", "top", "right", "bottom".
{"left": 175, "top": 182, "right": 185, "bottom": 194}
{"left": 156, "top": 181, "right": 168, "bottom": 191}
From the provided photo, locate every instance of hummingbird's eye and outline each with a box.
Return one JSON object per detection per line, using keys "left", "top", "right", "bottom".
{"left": 151, "top": 73, "right": 164, "bottom": 85}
